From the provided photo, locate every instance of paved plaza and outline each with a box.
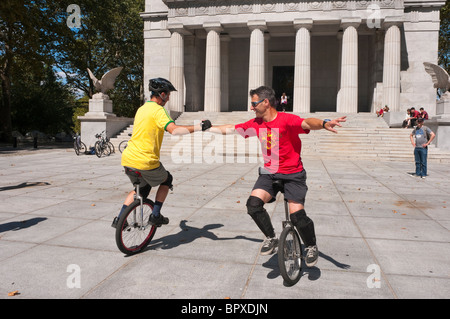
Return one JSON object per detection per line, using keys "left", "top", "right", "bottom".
{"left": 0, "top": 146, "right": 449, "bottom": 300}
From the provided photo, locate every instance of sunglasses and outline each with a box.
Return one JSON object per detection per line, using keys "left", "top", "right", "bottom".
{"left": 251, "top": 99, "right": 265, "bottom": 107}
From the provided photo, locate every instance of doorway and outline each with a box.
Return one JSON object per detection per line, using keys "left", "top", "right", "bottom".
{"left": 272, "top": 66, "right": 294, "bottom": 112}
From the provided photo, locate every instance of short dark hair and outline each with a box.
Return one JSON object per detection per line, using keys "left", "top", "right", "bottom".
{"left": 249, "top": 86, "right": 277, "bottom": 107}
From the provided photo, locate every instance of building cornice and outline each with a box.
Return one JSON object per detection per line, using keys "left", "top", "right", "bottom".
{"left": 163, "top": 1, "right": 405, "bottom": 18}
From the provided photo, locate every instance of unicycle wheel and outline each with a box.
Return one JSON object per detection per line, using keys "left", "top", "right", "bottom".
{"left": 115, "top": 199, "right": 157, "bottom": 255}
{"left": 278, "top": 226, "right": 303, "bottom": 286}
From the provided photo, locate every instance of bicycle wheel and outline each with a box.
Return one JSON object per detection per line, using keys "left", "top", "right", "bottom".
{"left": 278, "top": 226, "right": 303, "bottom": 286}
{"left": 115, "top": 199, "right": 157, "bottom": 255}
{"left": 94, "top": 141, "right": 103, "bottom": 158}
{"left": 108, "top": 141, "right": 115, "bottom": 154}
{"left": 79, "top": 142, "right": 87, "bottom": 155}
{"left": 74, "top": 141, "right": 80, "bottom": 155}
{"left": 118, "top": 140, "right": 128, "bottom": 153}
{"left": 103, "top": 143, "right": 112, "bottom": 157}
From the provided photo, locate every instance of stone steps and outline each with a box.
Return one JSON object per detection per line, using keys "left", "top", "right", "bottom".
{"left": 110, "top": 112, "right": 450, "bottom": 163}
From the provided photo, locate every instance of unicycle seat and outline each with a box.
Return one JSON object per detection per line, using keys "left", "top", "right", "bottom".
{"left": 272, "top": 179, "right": 285, "bottom": 194}
{"left": 267, "top": 179, "right": 285, "bottom": 203}
{"left": 124, "top": 167, "right": 143, "bottom": 185}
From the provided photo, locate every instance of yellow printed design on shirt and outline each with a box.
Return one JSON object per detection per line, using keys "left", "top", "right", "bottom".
{"left": 121, "top": 101, "right": 174, "bottom": 170}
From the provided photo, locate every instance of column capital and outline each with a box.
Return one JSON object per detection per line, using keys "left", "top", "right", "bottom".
{"left": 247, "top": 20, "right": 267, "bottom": 31}
{"left": 340, "top": 17, "right": 361, "bottom": 30}
{"left": 203, "top": 22, "right": 223, "bottom": 33}
{"left": 293, "top": 18, "right": 313, "bottom": 30}
{"left": 168, "top": 23, "right": 192, "bottom": 36}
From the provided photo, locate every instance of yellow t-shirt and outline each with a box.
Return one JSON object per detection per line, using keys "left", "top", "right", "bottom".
{"left": 121, "top": 101, "right": 174, "bottom": 170}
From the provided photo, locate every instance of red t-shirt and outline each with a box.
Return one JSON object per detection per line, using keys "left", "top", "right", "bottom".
{"left": 235, "top": 112, "right": 310, "bottom": 174}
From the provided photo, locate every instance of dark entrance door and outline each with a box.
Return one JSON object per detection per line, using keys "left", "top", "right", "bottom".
{"left": 272, "top": 66, "right": 294, "bottom": 112}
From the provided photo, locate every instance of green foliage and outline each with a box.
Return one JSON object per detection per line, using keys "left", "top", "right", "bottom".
{"left": 439, "top": 1, "right": 450, "bottom": 73}
{"left": 11, "top": 64, "right": 75, "bottom": 135}
{"left": 52, "top": 0, "right": 145, "bottom": 117}
{"left": 0, "top": 0, "right": 144, "bottom": 140}
{"left": 71, "top": 97, "right": 89, "bottom": 134}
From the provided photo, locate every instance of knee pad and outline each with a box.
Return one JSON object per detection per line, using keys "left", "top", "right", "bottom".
{"left": 246, "top": 196, "right": 275, "bottom": 238}
{"left": 161, "top": 171, "right": 173, "bottom": 189}
{"left": 246, "top": 196, "right": 265, "bottom": 216}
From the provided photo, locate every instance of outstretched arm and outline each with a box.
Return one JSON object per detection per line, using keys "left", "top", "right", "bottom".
{"left": 301, "top": 116, "right": 347, "bottom": 133}
{"left": 166, "top": 122, "right": 202, "bottom": 135}
{"left": 166, "top": 120, "right": 213, "bottom": 135}
{"left": 207, "top": 124, "right": 236, "bottom": 135}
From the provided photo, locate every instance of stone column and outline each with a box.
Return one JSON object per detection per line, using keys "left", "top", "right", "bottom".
{"left": 382, "top": 21, "right": 401, "bottom": 112}
{"left": 248, "top": 20, "right": 266, "bottom": 110}
{"left": 221, "top": 35, "right": 230, "bottom": 112}
{"left": 168, "top": 25, "right": 188, "bottom": 114}
{"left": 293, "top": 19, "right": 313, "bottom": 113}
{"left": 203, "top": 22, "right": 222, "bottom": 112}
{"left": 337, "top": 18, "right": 361, "bottom": 113}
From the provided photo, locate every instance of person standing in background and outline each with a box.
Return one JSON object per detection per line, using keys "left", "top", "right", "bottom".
{"left": 280, "top": 93, "right": 287, "bottom": 112}
{"left": 409, "top": 118, "right": 435, "bottom": 179}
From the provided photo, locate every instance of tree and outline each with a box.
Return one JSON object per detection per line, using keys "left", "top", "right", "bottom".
{"left": 51, "top": 0, "right": 144, "bottom": 117}
{"left": 0, "top": 0, "right": 144, "bottom": 141}
{"left": 0, "top": 0, "right": 53, "bottom": 141}
{"left": 11, "top": 63, "right": 75, "bottom": 135}
{"left": 439, "top": 1, "right": 450, "bottom": 73}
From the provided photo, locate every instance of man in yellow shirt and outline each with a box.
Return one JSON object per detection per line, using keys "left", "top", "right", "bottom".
{"left": 112, "top": 78, "right": 211, "bottom": 227}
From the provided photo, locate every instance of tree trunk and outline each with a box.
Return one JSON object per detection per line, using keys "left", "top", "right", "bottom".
{"left": 0, "top": 46, "right": 13, "bottom": 142}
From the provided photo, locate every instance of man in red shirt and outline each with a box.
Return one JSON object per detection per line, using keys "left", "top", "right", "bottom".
{"left": 207, "top": 86, "right": 346, "bottom": 267}
{"left": 408, "top": 107, "right": 420, "bottom": 127}
{"left": 419, "top": 107, "right": 429, "bottom": 120}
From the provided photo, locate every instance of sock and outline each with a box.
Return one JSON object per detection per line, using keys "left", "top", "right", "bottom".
{"left": 118, "top": 204, "right": 127, "bottom": 218}
{"left": 152, "top": 201, "right": 163, "bottom": 217}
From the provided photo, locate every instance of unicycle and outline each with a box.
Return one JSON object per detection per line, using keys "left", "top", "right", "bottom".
{"left": 274, "top": 179, "right": 303, "bottom": 286}
{"left": 115, "top": 168, "right": 157, "bottom": 255}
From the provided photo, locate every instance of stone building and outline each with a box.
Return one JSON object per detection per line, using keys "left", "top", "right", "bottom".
{"left": 141, "top": 0, "right": 445, "bottom": 115}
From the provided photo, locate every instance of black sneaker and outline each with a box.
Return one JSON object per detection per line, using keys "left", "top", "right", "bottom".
{"left": 305, "top": 245, "right": 319, "bottom": 267}
{"left": 260, "top": 237, "right": 278, "bottom": 255}
{"left": 111, "top": 217, "right": 119, "bottom": 228}
{"left": 149, "top": 213, "right": 169, "bottom": 227}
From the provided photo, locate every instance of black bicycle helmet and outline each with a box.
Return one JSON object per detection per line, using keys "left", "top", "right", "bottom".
{"left": 148, "top": 77, "right": 177, "bottom": 94}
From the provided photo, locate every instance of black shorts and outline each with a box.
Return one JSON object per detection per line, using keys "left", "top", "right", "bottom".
{"left": 253, "top": 169, "right": 308, "bottom": 205}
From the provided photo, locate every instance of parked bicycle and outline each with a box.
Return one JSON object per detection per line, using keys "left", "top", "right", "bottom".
{"left": 115, "top": 167, "right": 157, "bottom": 255}
{"left": 73, "top": 134, "right": 87, "bottom": 156}
{"left": 94, "top": 131, "right": 112, "bottom": 158}
{"left": 274, "top": 179, "right": 304, "bottom": 286}
{"left": 118, "top": 133, "right": 131, "bottom": 153}
{"left": 107, "top": 135, "right": 115, "bottom": 154}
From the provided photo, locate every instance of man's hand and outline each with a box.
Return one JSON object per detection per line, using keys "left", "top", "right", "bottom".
{"left": 323, "top": 116, "right": 347, "bottom": 133}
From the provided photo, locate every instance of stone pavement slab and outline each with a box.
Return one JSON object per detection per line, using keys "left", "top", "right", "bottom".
{"left": 0, "top": 148, "right": 449, "bottom": 302}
